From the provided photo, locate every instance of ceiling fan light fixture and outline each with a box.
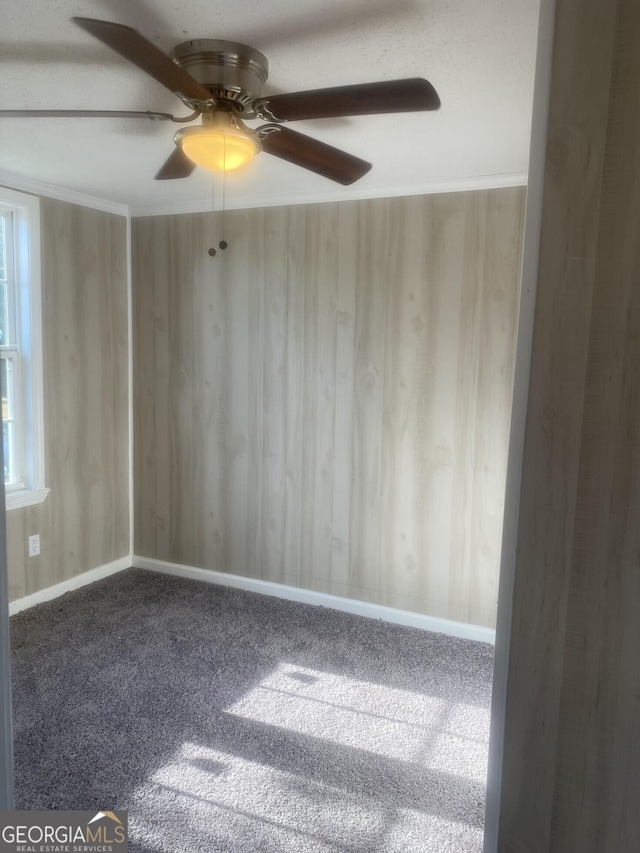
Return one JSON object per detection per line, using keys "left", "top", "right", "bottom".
{"left": 175, "top": 111, "right": 259, "bottom": 172}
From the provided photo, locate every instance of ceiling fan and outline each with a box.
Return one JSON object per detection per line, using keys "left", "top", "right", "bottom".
{"left": 1, "top": 17, "right": 441, "bottom": 186}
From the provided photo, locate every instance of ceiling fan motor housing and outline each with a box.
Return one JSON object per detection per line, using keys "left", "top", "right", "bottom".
{"left": 171, "top": 40, "right": 269, "bottom": 113}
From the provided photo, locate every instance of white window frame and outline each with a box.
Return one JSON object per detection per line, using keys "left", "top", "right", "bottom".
{"left": 1, "top": 187, "right": 48, "bottom": 510}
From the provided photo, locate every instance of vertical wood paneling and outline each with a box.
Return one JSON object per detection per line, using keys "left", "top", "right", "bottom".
{"left": 261, "top": 206, "right": 289, "bottom": 583}
{"left": 246, "top": 208, "right": 265, "bottom": 580}
{"left": 494, "top": 0, "right": 620, "bottom": 848}
{"left": 551, "top": 1, "right": 640, "bottom": 849}
{"left": 349, "top": 199, "right": 388, "bottom": 602}
{"left": 145, "top": 214, "right": 171, "bottom": 558}
{"left": 302, "top": 203, "right": 340, "bottom": 590}
{"left": 169, "top": 215, "right": 196, "bottom": 565}
{"left": 6, "top": 199, "right": 129, "bottom": 601}
{"left": 494, "top": 0, "right": 640, "bottom": 850}
{"left": 192, "top": 213, "right": 226, "bottom": 570}
{"left": 450, "top": 192, "right": 487, "bottom": 620}
{"left": 132, "top": 188, "right": 523, "bottom": 627}
{"left": 282, "top": 205, "right": 307, "bottom": 588}
{"left": 225, "top": 208, "right": 253, "bottom": 578}
{"left": 421, "top": 196, "right": 465, "bottom": 618}
{"left": 330, "top": 203, "right": 358, "bottom": 590}
{"left": 381, "top": 195, "right": 428, "bottom": 608}
{"left": 469, "top": 192, "right": 522, "bottom": 622}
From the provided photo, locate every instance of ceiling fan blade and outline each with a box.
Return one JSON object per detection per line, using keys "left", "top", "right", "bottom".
{"left": 155, "top": 146, "right": 197, "bottom": 180}
{"left": 0, "top": 109, "right": 178, "bottom": 120}
{"left": 259, "top": 126, "right": 371, "bottom": 185}
{"left": 257, "top": 78, "right": 440, "bottom": 122}
{"left": 73, "top": 17, "right": 211, "bottom": 103}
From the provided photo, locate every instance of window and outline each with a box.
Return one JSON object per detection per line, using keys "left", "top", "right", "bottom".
{"left": 0, "top": 187, "right": 48, "bottom": 509}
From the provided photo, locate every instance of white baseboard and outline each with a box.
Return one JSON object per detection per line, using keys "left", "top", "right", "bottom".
{"left": 9, "top": 553, "right": 497, "bottom": 644}
{"left": 9, "top": 556, "right": 131, "bottom": 616}
{"left": 133, "top": 555, "right": 496, "bottom": 645}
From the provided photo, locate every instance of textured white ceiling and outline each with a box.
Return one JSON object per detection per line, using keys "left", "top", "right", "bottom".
{"left": 0, "top": 0, "right": 540, "bottom": 214}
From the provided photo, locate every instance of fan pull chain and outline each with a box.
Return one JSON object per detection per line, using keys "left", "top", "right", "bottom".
{"left": 207, "top": 154, "right": 228, "bottom": 257}
{"left": 220, "top": 163, "right": 227, "bottom": 250}
{"left": 208, "top": 177, "right": 217, "bottom": 256}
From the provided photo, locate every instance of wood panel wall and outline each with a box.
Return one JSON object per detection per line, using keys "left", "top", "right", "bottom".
{"left": 5, "top": 198, "right": 130, "bottom": 601}
{"left": 133, "top": 189, "right": 524, "bottom": 628}
{"left": 493, "top": 0, "right": 640, "bottom": 849}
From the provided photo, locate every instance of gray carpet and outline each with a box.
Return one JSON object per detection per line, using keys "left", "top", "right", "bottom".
{"left": 9, "top": 568, "right": 493, "bottom": 852}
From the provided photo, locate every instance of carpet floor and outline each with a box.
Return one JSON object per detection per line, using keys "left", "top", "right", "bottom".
{"left": 9, "top": 568, "right": 494, "bottom": 852}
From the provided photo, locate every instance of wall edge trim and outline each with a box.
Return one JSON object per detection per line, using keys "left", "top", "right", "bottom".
{"left": 8, "top": 557, "right": 131, "bottom": 615}
{"left": 1, "top": 170, "right": 526, "bottom": 220}
{"left": 0, "top": 172, "right": 129, "bottom": 217}
{"left": 129, "top": 172, "right": 528, "bottom": 217}
{"left": 133, "top": 555, "right": 496, "bottom": 644}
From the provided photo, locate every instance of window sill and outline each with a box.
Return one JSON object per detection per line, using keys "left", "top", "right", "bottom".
{"left": 5, "top": 487, "right": 50, "bottom": 511}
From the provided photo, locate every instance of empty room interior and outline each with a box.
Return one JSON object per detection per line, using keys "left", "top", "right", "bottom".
{"left": 7, "top": 0, "right": 621, "bottom": 850}
{"left": 4, "top": 2, "right": 535, "bottom": 851}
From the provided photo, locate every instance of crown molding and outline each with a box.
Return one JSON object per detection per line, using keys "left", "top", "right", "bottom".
{"left": 0, "top": 171, "right": 129, "bottom": 217}
{"left": 1, "top": 169, "right": 527, "bottom": 219}
{"left": 129, "top": 171, "right": 528, "bottom": 217}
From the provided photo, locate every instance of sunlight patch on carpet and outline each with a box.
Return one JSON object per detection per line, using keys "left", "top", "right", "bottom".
{"left": 225, "top": 663, "right": 489, "bottom": 781}
{"left": 129, "top": 741, "right": 391, "bottom": 852}
{"left": 129, "top": 739, "right": 481, "bottom": 853}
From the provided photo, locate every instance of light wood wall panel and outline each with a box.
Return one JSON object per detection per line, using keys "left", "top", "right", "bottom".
{"left": 494, "top": 0, "right": 640, "bottom": 850}
{"left": 133, "top": 188, "right": 524, "bottom": 628}
{"left": 6, "top": 198, "right": 129, "bottom": 601}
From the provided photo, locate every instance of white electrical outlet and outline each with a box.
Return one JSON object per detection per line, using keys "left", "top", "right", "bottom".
{"left": 28, "top": 534, "right": 40, "bottom": 557}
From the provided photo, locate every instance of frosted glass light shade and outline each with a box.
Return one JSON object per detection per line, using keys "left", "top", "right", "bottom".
{"left": 175, "top": 112, "right": 259, "bottom": 172}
